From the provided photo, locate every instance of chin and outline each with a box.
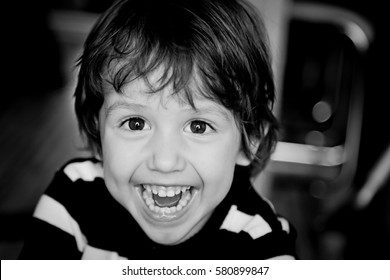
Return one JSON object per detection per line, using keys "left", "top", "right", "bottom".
{"left": 143, "top": 225, "right": 192, "bottom": 245}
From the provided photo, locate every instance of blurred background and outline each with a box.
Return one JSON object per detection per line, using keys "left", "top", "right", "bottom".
{"left": 0, "top": 0, "right": 388, "bottom": 259}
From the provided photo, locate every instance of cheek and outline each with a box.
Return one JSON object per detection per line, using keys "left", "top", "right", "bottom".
{"left": 101, "top": 131, "right": 140, "bottom": 185}
{"left": 195, "top": 134, "right": 241, "bottom": 172}
{"left": 194, "top": 136, "right": 240, "bottom": 196}
{"left": 200, "top": 162, "right": 235, "bottom": 212}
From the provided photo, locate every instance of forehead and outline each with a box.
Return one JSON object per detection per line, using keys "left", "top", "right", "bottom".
{"left": 106, "top": 66, "right": 219, "bottom": 109}
{"left": 106, "top": 79, "right": 227, "bottom": 118}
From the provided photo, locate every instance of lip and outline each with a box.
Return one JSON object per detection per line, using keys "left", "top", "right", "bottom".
{"left": 135, "top": 184, "right": 199, "bottom": 223}
{"left": 136, "top": 184, "right": 199, "bottom": 225}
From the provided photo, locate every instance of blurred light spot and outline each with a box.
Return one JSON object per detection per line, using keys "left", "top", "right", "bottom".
{"left": 305, "top": 130, "right": 325, "bottom": 146}
{"left": 312, "top": 101, "right": 332, "bottom": 123}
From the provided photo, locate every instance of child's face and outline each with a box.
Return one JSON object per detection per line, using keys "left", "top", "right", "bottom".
{"left": 99, "top": 69, "right": 250, "bottom": 245}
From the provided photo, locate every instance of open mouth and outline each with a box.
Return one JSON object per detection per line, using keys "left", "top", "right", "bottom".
{"left": 141, "top": 184, "right": 194, "bottom": 217}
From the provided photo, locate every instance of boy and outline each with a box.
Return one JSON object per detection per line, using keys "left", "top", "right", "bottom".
{"left": 20, "top": 0, "right": 296, "bottom": 259}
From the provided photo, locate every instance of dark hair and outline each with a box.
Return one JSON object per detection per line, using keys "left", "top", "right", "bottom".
{"left": 74, "top": 0, "right": 278, "bottom": 172}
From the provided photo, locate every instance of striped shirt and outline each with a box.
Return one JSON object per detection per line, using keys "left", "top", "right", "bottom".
{"left": 19, "top": 158, "right": 296, "bottom": 259}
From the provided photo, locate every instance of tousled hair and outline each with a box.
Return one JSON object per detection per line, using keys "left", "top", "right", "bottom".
{"left": 74, "top": 0, "right": 278, "bottom": 172}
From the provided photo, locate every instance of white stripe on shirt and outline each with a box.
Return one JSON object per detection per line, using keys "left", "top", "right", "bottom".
{"left": 82, "top": 245, "right": 127, "bottom": 260}
{"left": 220, "top": 205, "right": 272, "bottom": 239}
{"left": 64, "top": 161, "right": 103, "bottom": 182}
{"left": 33, "top": 194, "right": 87, "bottom": 252}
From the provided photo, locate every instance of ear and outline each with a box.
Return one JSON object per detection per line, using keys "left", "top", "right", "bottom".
{"left": 236, "top": 137, "right": 260, "bottom": 166}
{"left": 236, "top": 123, "right": 269, "bottom": 166}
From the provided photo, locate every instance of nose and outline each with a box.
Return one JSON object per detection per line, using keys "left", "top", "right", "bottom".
{"left": 147, "top": 130, "right": 186, "bottom": 173}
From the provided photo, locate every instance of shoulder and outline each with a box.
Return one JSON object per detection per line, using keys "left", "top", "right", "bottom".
{"left": 33, "top": 157, "right": 105, "bottom": 228}
{"left": 28, "top": 158, "right": 107, "bottom": 257}
{"left": 219, "top": 187, "right": 297, "bottom": 259}
{"left": 34, "top": 157, "right": 104, "bottom": 202}
{"left": 220, "top": 204, "right": 291, "bottom": 240}
{"left": 219, "top": 192, "right": 293, "bottom": 241}
{"left": 39, "top": 157, "right": 104, "bottom": 203}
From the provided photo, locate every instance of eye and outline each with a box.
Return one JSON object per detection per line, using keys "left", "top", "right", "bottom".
{"left": 185, "top": 120, "right": 214, "bottom": 134}
{"left": 124, "top": 117, "right": 150, "bottom": 131}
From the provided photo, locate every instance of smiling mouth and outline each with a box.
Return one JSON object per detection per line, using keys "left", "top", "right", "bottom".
{"left": 141, "top": 184, "right": 193, "bottom": 216}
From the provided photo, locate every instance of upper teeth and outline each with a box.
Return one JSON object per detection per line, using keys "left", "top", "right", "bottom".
{"left": 143, "top": 184, "right": 190, "bottom": 197}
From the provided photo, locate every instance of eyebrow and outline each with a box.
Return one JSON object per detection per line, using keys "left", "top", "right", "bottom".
{"left": 105, "top": 101, "right": 146, "bottom": 117}
{"left": 105, "top": 100, "right": 232, "bottom": 121}
{"left": 190, "top": 104, "right": 232, "bottom": 121}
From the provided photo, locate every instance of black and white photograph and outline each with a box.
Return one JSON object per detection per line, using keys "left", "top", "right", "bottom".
{"left": 1, "top": 0, "right": 388, "bottom": 273}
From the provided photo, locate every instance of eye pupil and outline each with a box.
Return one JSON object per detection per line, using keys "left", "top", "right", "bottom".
{"left": 128, "top": 118, "right": 145, "bottom": 130}
{"left": 190, "top": 121, "right": 206, "bottom": 134}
